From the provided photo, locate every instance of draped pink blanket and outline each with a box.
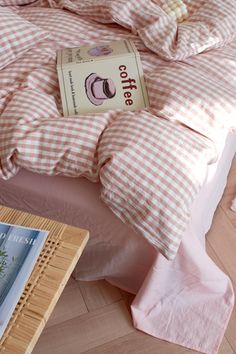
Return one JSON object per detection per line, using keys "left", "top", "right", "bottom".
{"left": 0, "top": 133, "right": 235, "bottom": 354}
{"left": 0, "top": 0, "right": 236, "bottom": 260}
{"left": 0, "top": 0, "right": 236, "bottom": 352}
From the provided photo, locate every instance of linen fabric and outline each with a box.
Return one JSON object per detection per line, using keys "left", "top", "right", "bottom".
{"left": 0, "top": 7, "right": 48, "bottom": 70}
{"left": 0, "top": 1, "right": 236, "bottom": 261}
{"left": 0, "top": 2, "right": 236, "bottom": 352}
{"left": 0, "top": 132, "right": 235, "bottom": 354}
{"left": 56, "top": 0, "right": 236, "bottom": 60}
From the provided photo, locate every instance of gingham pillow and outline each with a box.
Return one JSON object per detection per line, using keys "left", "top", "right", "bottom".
{"left": 63, "top": 0, "right": 236, "bottom": 60}
{"left": 0, "top": 7, "right": 48, "bottom": 70}
{"left": 142, "top": 0, "right": 236, "bottom": 60}
{"left": 98, "top": 110, "right": 215, "bottom": 260}
{"left": 146, "top": 45, "right": 236, "bottom": 139}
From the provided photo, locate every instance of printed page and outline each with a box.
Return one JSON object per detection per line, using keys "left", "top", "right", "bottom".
{"left": 0, "top": 223, "right": 48, "bottom": 339}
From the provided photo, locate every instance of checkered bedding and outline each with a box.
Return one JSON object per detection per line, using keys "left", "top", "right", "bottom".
{"left": 0, "top": 0, "right": 236, "bottom": 260}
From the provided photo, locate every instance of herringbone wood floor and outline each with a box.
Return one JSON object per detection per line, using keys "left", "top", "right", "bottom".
{"left": 33, "top": 156, "right": 236, "bottom": 354}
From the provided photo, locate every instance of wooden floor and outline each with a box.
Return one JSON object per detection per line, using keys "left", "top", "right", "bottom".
{"left": 33, "top": 156, "right": 236, "bottom": 354}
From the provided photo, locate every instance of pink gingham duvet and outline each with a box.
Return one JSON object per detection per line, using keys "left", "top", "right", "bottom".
{"left": 0, "top": 0, "right": 236, "bottom": 261}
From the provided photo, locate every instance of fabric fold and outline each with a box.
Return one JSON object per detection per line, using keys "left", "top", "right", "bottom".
{"left": 46, "top": 0, "right": 236, "bottom": 60}
{"left": 131, "top": 218, "right": 234, "bottom": 354}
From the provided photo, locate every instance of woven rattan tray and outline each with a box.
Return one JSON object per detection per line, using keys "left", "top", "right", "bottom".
{"left": 0, "top": 205, "right": 89, "bottom": 354}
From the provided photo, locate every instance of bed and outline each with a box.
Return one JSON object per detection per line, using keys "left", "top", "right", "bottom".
{"left": 0, "top": 1, "right": 236, "bottom": 353}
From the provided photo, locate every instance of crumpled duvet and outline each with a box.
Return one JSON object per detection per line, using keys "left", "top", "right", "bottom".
{"left": 0, "top": 0, "right": 236, "bottom": 260}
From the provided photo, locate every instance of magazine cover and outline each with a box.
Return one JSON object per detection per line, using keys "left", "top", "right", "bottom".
{"left": 0, "top": 222, "right": 48, "bottom": 339}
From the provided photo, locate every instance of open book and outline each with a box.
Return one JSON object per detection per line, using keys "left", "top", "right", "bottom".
{"left": 0, "top": 222, "right": 48, "bottom": 339}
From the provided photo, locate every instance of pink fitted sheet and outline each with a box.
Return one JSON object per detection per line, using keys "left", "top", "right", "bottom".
{"left": 0, "top": 131, "right": 235, "bottom": 354}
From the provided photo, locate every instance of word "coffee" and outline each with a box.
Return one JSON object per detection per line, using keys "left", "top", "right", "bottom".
{"left": 119, "top": 65, "right": 137, "bottom": 106}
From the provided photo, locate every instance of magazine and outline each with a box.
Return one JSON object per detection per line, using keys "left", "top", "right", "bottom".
{"left": 0, "top": 222, "right": 48, "bottom": 339}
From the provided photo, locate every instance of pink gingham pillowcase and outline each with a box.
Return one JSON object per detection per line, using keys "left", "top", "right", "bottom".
{"left": 139, "top": 0, "right": 236, "bottom": 60}
{"left": 62, "top": 0, "right": 236, "bottom": 60}
{"left": 0, "top": 7, "right": 48, "bottom": 70}
{"left": 146, "top": 52, "right": 236, "bottom": 140}
{"left": 98, "top": 110, "right": 215, "bottom": 260}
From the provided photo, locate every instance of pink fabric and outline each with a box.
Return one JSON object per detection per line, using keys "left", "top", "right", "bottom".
{"left": 131, "top": 134, "right": 236, "bottom": 354}
{"left": 147, "top": 48, "right": 236, "bottom": 140}
{"left": 56, "top": 0, "right": 236, "bottom": 60}
{"left": 0, "top": 3, "right": 236, "bottom": 350}
{"left": 0, "top": 7, "right": 48, "bottom": 70}
{"left": 0, "top": 1, "right": 236, "bottom": 261}
{"left": 132, "top": 226, "right": 234, "bottom": 354}
{"left": 0, "top": 132, "right": 235, "bottom": 354}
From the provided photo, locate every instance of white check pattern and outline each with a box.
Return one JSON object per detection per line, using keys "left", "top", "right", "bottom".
{"left": 0, "top": 7, "right": 48, "bottom": 70}
{"left": 0, "top": 0, "right": 236, "bottom": 259}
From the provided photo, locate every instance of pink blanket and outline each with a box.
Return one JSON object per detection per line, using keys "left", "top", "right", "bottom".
{"left": 0, "top": 0, "right": 236, "bottom": 261}
{"left": 0, "top": 133, "right": 235, "bottom": 354}
{"left": 0, "top": 1, "right": 236, "bottom": 352}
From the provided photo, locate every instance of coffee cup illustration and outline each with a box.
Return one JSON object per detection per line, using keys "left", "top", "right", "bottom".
{"left": 85, "top": 73, "right": 116, "bottom": 106}
{"left": 88, "top": 45, "right": 113, "bottom": 57}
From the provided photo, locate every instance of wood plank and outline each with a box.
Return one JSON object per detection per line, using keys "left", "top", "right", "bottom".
{"left": 205, "top": 209, "right": 236, "bottom": 353}
{"left": 206, "top": 241, "right": 226, "bottom": 274}
{"left": 119, "top": 289, "right": 135, "bottom": 310}
{"left": 32, "top": 300, "right": 135, "bottom": 354}
{"left": 218, "top": 337, "right": 235, "bottom": 354}
{"left": 81, "top": 331, "right": 187, "bottom": 354}
{"left": 206, "top": 207, "right": 236, "bottom": 284}
{"left": 46, "top": 277, "right": 88, "bottom": 328}
{"left": 206, "top": 244, "right": 236, "bottom": 353}
{"left": 224, "top": 284, "right": 236, "bottom": 354}
{"left": 78, "top": 279, "right": 122, "bottom": 311}
{"left": 182, "top": 337, "right": 234, "bottom": 354}
{"left": 219, "top": 154, "right": 236, "bottom": 227}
